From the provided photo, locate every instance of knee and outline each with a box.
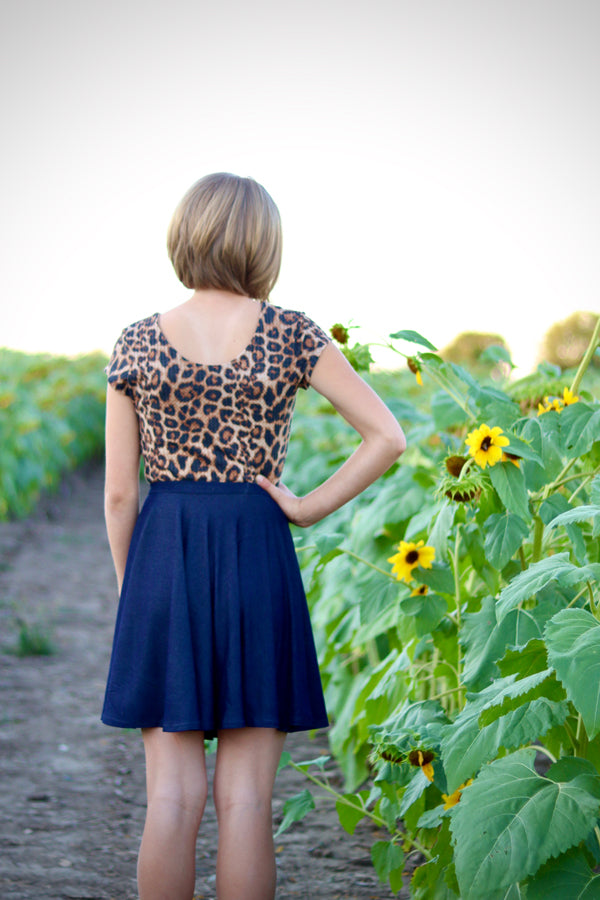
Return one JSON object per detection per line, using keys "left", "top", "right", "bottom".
{"left": 149, "top": 774, "right": 208, "bottom": 826}
{"left": 213, "top": 780, "right": 271, "bottom": 822}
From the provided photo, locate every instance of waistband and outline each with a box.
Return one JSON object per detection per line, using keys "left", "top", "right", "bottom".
{"left": 148, "top": 479, "right": 269, "bottom": 497}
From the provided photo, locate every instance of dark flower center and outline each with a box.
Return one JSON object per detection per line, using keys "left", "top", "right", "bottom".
{"left": 480, "top": 436, "right": 492, "bottom": 451}
{"left": 405, "top": 550, "right": 420, "bottom": 564}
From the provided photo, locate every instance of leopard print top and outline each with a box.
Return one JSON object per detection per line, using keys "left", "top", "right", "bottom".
{"left": 106, "top": 303, "right": 331, "bottom": 483}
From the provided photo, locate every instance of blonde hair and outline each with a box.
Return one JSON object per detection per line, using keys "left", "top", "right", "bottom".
{"left": 166, "top": 173, "right": 282, "bottom": 301}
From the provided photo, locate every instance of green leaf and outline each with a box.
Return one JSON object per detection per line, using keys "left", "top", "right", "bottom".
{"left": 451, "top": 748, "right": 600, "bottom": 898}
{"left": 526, "top": 848, "right": 600, "bottom": 900}
{"left": 461, "top": 596, "right": 551, "bottom": 690}
{"left": 313, "top": 532, "right": 346, "bottom": 558}
{"left": 389, "top": 329, "right": 437, "bottom": 351}
{"left": 539, "top": 496, "right": 589, "bottom": 562}
{"left": 559, "top": 402, "right": 600, "bottom": 458}
{"left": 477, "top": 668, "right": 565, "bottom": 726}
{"left": 441, "top": 671, "right": 568, "bottom": 792}
{"left": 496, "top": 553, "right": 576, "bottom": 621}
{"left": 275, "top": 788, "right": 315, "bottom": 836}
{"left": 489, "top": 461, "right": 531, "bottom": 521}
{"left": 371, "top": 839, "right": 405, "bottom": 890}
{"left": 547, "top": 504, "right": 600, "bottom": 528}
{"left": 501, "top": 432, "right": 543, "bottom": 465}
{"left": 399, "top": 768, "right": 430, "bottom": 815}
{"left": 498, "top": 638, "right": 548, "bottom": 678}
{"left": 417, "top": 564, "right": 456, "bottom": 595}
{"left": 480, "top": 344, "right": 514, "bottom": 368}
{"left": 293, "top": 755, "right": 331, "bottom": 772}
{"left": 432, "top": 391, "right": 469, "bottom": 429}
{"left": 410, "top": 821, "right": 459, "bottom": 899}
{"left": 592, "top": 474, "right": 600, "bottom": 507}
{"left": 277, "top": 750, "right": 291, "bottom": 773}
{"left": 335, "top": 790, "right": 369, "bottom": 834}
{"left": 545, "top": 608, "right": 600, "bottom": 739}
{"left": 484, "top": 512, "right": 529, "bottom": 570}
{"left": 428, "top": 501, "right": 455, "bottom": 563}
{"left": 400, "top": 592, "right": 448, "bottom": 637}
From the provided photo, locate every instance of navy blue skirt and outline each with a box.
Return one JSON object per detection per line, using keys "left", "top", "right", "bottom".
{"left": 101, "top": 481, "right": 329, "bottom": 738}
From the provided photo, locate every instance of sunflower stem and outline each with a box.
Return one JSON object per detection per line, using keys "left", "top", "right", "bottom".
{"left": 450, "top": 527, "right": 464, "bottom": 709}
{"left": 340, "top": 549, "right": 399, "bottom": 580}
{"left": 413, "top": 358, "right": 471, "bottom": 414}
{"left": 531, "top": 515, "right": 545, "bottom": 563}
{"left": 570, "top": 316, "right": 600, "bottom": 396}
{"left": 587, "top": 582, "right": 599, "bottom": 621}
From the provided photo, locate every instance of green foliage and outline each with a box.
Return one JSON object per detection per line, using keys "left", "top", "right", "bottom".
{"left": 280, "top": 317, "right": 600, "bottom": 895}
{"left": 9, "top": 620, "right": 56, "bottom": 656}
{"left": 0, "top": 348, "right": 107, "bottom": 519}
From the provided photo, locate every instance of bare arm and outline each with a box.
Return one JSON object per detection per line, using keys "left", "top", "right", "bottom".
{"left": 104, "top": 385, "right": 141, "bottom": 593}
{"left": 257, "top": 343, "right": 406, "bottom": 526}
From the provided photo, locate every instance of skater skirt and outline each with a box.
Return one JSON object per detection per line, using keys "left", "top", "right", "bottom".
{"left": 101, "top": 480, "right": 329, "bottom": 738}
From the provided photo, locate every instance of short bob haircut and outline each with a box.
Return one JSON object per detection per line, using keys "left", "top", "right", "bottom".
{"left": 166, "top": 173, "right": 282, "bottom": 301}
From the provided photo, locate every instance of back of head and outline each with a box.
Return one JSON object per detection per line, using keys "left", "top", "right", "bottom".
{"left": 166, "top": 173, "right": 282, "bottom": 301}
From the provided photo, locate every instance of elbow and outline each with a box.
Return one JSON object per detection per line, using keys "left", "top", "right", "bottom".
{"left": 104, "top": 483, "right": 139, "bottom": 515}
{"left": 387, "top": 424, "right": 407, "bottom": 461}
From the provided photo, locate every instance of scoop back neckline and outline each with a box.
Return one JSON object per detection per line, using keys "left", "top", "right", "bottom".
{"left": 153, "top": 303, "right": 266, "bottom": 368}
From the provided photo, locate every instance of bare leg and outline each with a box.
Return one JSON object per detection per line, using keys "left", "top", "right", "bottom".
{"left": 213, "top": 727, "right": 286, "bottom": 900}
{"left": 138, "top": 729, "right": 208, "bottom": 900}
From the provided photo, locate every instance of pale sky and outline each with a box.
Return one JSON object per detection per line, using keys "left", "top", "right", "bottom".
{"left": 1, "top": 0, "right": 599, "bottom": 372}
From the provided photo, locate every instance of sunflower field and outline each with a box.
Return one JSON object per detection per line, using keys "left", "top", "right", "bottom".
{"left": 279, "top": 318, "right": 600, "bottom": 898}
{"left": 0, "top": 349, "right": 107, "bottom": 519}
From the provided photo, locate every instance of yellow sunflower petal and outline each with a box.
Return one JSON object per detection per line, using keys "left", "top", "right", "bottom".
{"left": 563, "top": 387, "right": 579, "bottom": 406}
{"left": 422, "top": 762, "right": 434, "bottom": 783}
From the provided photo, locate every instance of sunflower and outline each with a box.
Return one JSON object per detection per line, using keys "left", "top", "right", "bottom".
{"left": 407, "top": 357, "right": 423, "bottom": 386}
{"left": 465, "top": 424, "right": 509, "bottom": 469}
{"left": 388, "top": 540, "right": 435, "bottom": 583}
{"left": 410, "top": 584, "right": 429, "bottom": 597}
{"left": 408, "top": 749, "right": 435, "bottom": 783}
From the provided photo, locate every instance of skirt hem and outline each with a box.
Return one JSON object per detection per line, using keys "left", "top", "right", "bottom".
{"left": 100, "top": 715, "right": 330, "bottom": 734}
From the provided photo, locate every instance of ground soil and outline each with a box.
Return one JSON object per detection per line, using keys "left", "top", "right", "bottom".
{"left": 0, "top": 465, "right": 411, "bottom": 900}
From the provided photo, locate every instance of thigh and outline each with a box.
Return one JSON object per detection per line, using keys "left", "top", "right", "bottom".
{"left": 142, "top": 728, "right": 208, "bottom": 806}
{"left": 213, "top": 728, "right": 286, "bottom": 808}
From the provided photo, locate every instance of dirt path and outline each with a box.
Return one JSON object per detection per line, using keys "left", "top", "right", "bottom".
{"left": 0, "top": 465, "right": 407, "bottom": 900}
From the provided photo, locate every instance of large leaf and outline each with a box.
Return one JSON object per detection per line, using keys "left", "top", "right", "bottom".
{"left": 559, "top": 402, "right": 600, "bottom": 458}
{"left": 371, "top": 839, "right": 405, "bottom": 893}
{"left": 389, "top": 329, "right": 437, "bottom": 350}
{"left": 540, "top": 495, "right": 588, "bottom": 563}
{"left": 526, "top": 849, "right": 600, "bottom": 900}
{"left": 501, "top": 432, "right": 543, "bottom": 465}
{"left": 547, "top": 504, "right": 600, "bottom": 528}
{"left": 451, "top": 749, "right": 600, "bottom": 898}
{"left": 461, "top": 596, "right": 548, "bottom": 690}
{"left": 489, "top": 461, "right": 531, "bottom": 521}
{"left": 441, "top": 670, "right": 567, "bottom": 792}
{"left": 495, "top": 553, "right": 576, "bottom": 621}
{"left": 417, "top": 564, "right": 456, "bottom": 595}
{"left": 411, "top": 821, "right": 459, "bottom": 899}
{"left": 484, "top": 512, "right": 529, "bottom": 570}
{"left": 545, "top": 608, "right": 600, "bottom": 739}
{"left": 428, "top": 501, "right": 455, "bottom": 563}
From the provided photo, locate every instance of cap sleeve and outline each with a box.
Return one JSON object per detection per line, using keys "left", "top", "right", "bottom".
{"left": 106, "top": 326, "right": 137, "bottom": 399}
{"left": 294, "top": 313, "right": 331, "bottom": 390}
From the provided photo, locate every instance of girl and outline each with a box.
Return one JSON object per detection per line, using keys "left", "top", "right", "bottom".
{"left": 102, "top": 172, "right": 406, "bottom": 900}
